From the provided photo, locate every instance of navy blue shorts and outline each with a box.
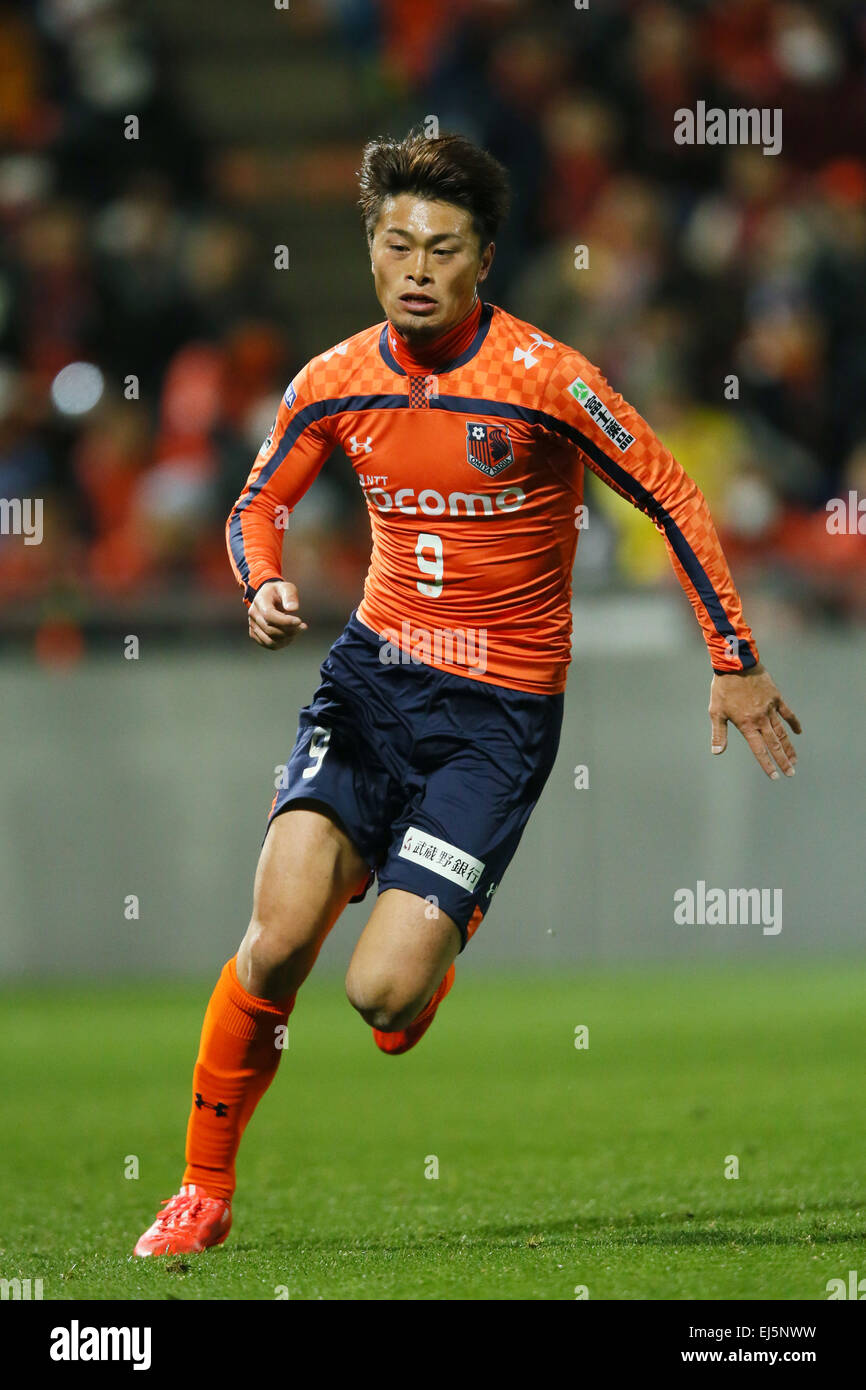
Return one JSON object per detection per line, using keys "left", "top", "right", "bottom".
{"left": 264, "top": 610, "right": 564, "bottom": 951}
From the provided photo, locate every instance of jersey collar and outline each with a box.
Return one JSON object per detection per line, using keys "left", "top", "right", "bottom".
{"left": 379, "top": 297, "right": 493, "bottom": 377}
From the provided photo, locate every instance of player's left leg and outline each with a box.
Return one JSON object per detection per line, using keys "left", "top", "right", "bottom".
{"left": 345, "top": 674, "right": 565, "bottom": 1052}
{"left": 345, "top": 887, "right": 461, "bottom": 1035}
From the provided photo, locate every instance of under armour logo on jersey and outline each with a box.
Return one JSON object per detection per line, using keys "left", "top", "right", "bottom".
{"left": 513, "top": 333, "right": 555, "bottom": 370}
{"left": 350, "top": 435, "right": 373, "bottom": 454}
{"left": 321, "top": 342, "right": 348, "bottom": 362}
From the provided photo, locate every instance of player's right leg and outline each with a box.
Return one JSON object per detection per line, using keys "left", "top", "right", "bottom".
{"left": 132, "top": 805, "right": 369, "bottom": 1257}
{"left": 235, "top": 801, "right": 371, "bottom": 1000}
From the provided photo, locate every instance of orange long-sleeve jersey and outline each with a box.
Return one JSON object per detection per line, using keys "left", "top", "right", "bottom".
{"left": 227, "top": 297, "right": 758, "bottom": 695}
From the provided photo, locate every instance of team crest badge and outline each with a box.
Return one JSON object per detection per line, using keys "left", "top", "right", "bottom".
{"left": 466, "top": 421, "right": 514, "bottom": 477}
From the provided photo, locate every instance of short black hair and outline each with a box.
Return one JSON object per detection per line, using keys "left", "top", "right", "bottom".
{"left": 357, "top": 126, "right": 511, "bottom": 252}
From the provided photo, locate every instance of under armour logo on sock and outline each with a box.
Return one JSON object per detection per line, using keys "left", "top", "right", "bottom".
{"left": 195, "top": 1093, "right": 229, "bottom": 1117}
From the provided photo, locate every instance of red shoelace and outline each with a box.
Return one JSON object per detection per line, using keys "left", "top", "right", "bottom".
{"left": 153, "top": 1193, "right": 208, "bottom": 1229}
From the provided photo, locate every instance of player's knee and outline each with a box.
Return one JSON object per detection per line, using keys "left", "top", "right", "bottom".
{"left": 344, "top": 969, "right": 422, "bottom": 1032}
{"left": 243, "top": 915, "right": 310, "bottom": 983}
{"left": 356, "top": 999, "right": 421, "bottom": 1032}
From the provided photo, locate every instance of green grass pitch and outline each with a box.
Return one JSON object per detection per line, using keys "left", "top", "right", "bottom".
{"left": 1, "top": 961, "right": 864, "bottom": 1300}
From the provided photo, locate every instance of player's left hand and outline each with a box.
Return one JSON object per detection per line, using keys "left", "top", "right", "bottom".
{"left": 709, "top": 663, "right": 802, "bottom": 780}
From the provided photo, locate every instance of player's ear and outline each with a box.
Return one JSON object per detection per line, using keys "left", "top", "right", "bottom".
{"left": 477, "top": 242, "right": 494, "bottom": 282}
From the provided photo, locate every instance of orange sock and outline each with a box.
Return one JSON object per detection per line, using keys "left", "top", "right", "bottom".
{"left": 182, "top": 955, "right": 295, "bottom": 1201}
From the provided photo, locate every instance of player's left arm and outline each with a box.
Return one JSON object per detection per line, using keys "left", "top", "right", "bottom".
{"left": 539, "top": 352, "right": 802, "bottom": 779}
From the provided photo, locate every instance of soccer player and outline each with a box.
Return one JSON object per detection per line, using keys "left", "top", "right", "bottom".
{"left": 134, "top": 130, "right": 801, "bottom": 1256}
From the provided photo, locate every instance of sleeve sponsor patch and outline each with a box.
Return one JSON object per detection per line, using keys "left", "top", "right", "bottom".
{"left": 397, "top": 826, "right": 485, "bottom": 891}
{"left": 566, "top": 376, "right": 635, "bottom": 452}
{"left": 284, "top": 381, "right": 297, "bottom": 409}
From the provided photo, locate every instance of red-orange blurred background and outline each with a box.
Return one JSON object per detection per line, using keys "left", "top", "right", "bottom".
{"left": 1, "top": 0, "right": 864, "bottom": 661}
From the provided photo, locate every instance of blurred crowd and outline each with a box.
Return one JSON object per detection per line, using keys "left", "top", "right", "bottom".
{"left": 1, "top": 0, "right": 865, "bottom": 648}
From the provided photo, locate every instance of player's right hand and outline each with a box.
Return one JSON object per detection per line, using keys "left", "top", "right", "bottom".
{"left": 248, "top": 580, "right": 308, "bottom": 650}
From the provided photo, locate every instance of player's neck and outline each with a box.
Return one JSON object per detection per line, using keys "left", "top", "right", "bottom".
{"left": 387, "top": 295, "right": 483, "bottom": 373}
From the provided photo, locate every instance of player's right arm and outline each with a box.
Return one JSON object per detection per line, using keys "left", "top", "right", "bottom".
{"left": 226, "top": 361, "right": 334, "bottom": 649}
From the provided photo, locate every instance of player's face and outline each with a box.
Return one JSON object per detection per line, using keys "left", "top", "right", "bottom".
{"left": 370, "top": 194, "right": 494, "bottom": 341}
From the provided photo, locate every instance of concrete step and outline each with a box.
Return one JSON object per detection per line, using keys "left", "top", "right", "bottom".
{"left": 181, "top": 54, "right": 370, "bottom": 140}
{"left": 148, "top": 0, "right": 329, "bottom": 47}
{"left": 144, "top": 3, "right": 399, "bottom": 356}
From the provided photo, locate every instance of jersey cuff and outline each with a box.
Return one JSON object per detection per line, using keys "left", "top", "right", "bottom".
{"left": 244, "top": 575, "right": 284, "bottom": 606}
{"left": 712, "top": 657, "right": 758, "bottom": 675}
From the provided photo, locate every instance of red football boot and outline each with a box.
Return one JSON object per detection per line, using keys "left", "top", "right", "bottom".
{"left": 133, "top": 1184, "right": 231, "bottom": 1257}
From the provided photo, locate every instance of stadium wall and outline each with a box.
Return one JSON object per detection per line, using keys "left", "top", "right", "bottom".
{"left": 0, "top": 625, "right": 860, "bottom": 978}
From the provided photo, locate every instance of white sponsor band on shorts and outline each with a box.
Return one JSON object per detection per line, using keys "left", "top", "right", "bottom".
{"left": 397, "top": 827, "right": 485, "bottom": 891}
